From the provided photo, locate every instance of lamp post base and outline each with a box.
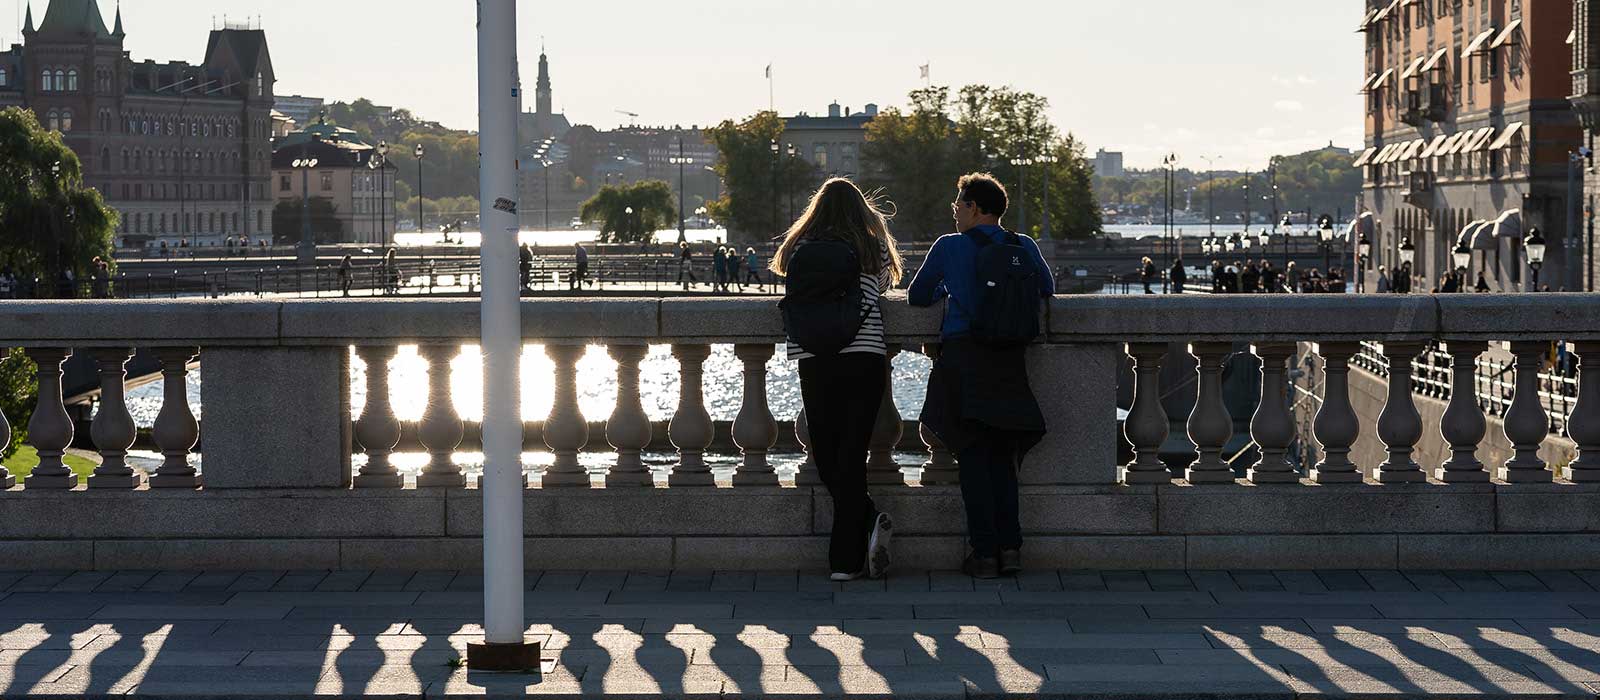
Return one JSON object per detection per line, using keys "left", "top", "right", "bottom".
{"left": 467, "top": 640, "right": 545, "bottom": 672}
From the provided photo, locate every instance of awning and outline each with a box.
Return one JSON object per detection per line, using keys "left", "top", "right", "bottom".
{"left": 1488, "top": 122, "right": 1525, "bottom": 150}
{"left": 1358, "top": 8, "right": 1379, "bottom": 32}
{"left": 1373, "top": 0, "right": 1397, "bottom": 22}
{"left": 1569, "top": 30, "right": 1578, "bottom": 46}
{"left": 1436, "top": 132, "right": 1467, "bottom": 156}
{"left": 1348, "top": 212, "right": 1377, "bottom": 242}
{"left": 1400, "top": 139, "right": 1426, "bottom": 161}
{"left": 1352, "top": 147, "right": 1378, "bottom": 168}
{"left": 1463, "top": 220, "right": 1494, "bottom": 250}
{"left": 1418, "top": 134, "right": 1450, "bottom": 159}
{"left": 1491, "top": 209, "right": 1523, "bottom": 243}
{"left": 1359, "top": 73, "right": 1381, "bottom": 94}
{"left": 1463, "top": 127, "right": 1497, "bottom": 152}
{"left": 1400, "top": 56, "right": 1428, "bottom": 80}
{"left": 1373, "top": 143, "right": 1396, "bottom": 164}
{"left": 1464, "top": 28, "right": 1497, "bottom": 57}
{"left": 1372, "top": 68, "right": 1395, "bottom": 89}
{"left": 1490, "top": 19, "right": 1523, "bottom": 49}
{"left": 1421, "top": 47, "right": 1452, "bottom": 72}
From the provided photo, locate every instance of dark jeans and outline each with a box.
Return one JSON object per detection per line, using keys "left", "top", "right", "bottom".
{"left": 957, "top": 433, "right": 1023, "bottom": 555}
{"left": 798, "top": 353, "right": 887, "bottom": 573}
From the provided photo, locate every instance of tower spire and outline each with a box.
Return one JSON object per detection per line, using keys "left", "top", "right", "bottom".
{"left": 113, "top": 0, "right": 125, "bottom": 37}
{"left": 535, "top": 43, "right": 552, "bottom": 117}
{"left": 22, "top": 2, "right": 34, "bottom": 34}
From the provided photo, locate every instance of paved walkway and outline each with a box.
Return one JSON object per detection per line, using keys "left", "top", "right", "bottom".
{"left": 6, "top": 569, "right": 1600, "bottom": 698}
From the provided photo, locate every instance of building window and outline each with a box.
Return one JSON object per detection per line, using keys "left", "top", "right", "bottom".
{"left": 100, "top": 148, "right": 110, "bottom": 171}
{"left": 813, "top": 145, "right": 829, "bottom": 170}
{"left": 66, "top": 69, "right": 77, "bottom": 92}
{"left": 256, "top": 72, "right": 264, "bottom": 96}
{"left": 0, "top": 67, "right": 7, "bottom": 86}
{"left": 46, "top": 110, "right": 58, "bottom": 131}
{"left": 320, "top": 172, "right": 333, "bottom": 191}
{"left": 60, "top": 110, "right": 71, "bottom": 132}
{"left": 40, "top": 68, "right": 51, "bottom": 91}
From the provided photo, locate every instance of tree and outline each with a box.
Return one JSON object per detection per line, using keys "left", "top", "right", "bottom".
{"left": 705, "top": 111, "right": 816, "bottom": 241}
{"left": 954, "top": 86, "right": 1101, "bottom": 240}
{"left": 579, "top": 181, "right": 676, "bottom": 244}
{"left": 1042, "top": 135, "right": 1104, "bottom": 240}
{"left": 0, "top": 107, "right": 116, "bottom": 294}
{"left": 0, "top": 348, "right": 34, "bottom": 462}
{"left": 271, "top": 199, "right": 345, "bottom": 245}
{"left": 861, "top": 87, "right": 985, "bottom": 241}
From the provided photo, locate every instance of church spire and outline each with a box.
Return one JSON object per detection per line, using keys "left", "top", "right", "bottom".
{"left": 535, "top": 44, "right": 552, "bottom": 117}
{"left": 22, "top": 2, "right": 34, "bottom": 34}
{"left": 113, "top": 1, "right": 124, "bottom": 37}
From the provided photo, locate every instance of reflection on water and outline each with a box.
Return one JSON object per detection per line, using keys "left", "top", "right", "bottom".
{"left": 123, "top": 344, "right": 932, "bottom": 428}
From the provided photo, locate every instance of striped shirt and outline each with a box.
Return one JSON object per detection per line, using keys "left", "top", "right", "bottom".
{"left": 787, "top": 239, "right": 893, "bottom": 361}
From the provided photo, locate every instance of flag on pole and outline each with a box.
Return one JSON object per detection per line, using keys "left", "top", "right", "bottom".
{"left": 765, "top": 64, "right": 772, "bottom": 79}
{"left": 919, "top": 63, "right": 930, "bottom": 80}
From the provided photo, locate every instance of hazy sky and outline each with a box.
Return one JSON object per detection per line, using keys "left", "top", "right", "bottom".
{"left": 7, "top": 0, "right": 1364, "bottom": 171}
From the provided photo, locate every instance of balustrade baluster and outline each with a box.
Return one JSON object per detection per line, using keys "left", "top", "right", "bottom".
{"left": 23, "top": 348, "right": 75, "bottom": 489}
{"left": 1568, "top": 342, "right": 1600, "bottom": 482}
{"left": 867, "top": 345, "right": 905, "bottom": 485}
{"left": 605, "top": 344, "right": 653, "bottom": 487}
{"left": 0, "top": 349, "right": 10, "bottom": 489}
{"left": 148, "top": 347, "right": 201, "bottom": 489}
{"left": 1121, "top": 343, "right": 1172, "bottom": 485}
{"left": 794, "top": 408, "right": 820, "bottom": 486}
{"left": 1437, "top": 341, "right": 1490, "bottom": 483}
{"left": 542, "top": 344, "right": 591, "bottom": 487}
{"left": 415, "top": 344, "right": 465, "bottom": 488}
{"left": 1376, "top": 341, "right": 1427, "bottom": 483}
{"left": 88, "top": 348, "right": 141, "bottom": 489}
{"left": 1185, "top": 342, "right": 1234, "bottom": 484}
{"left": 1247, "top": 344, "right": 1297, "bottom": 484}
{"left": 353, "top": 346, "right": 403, "bottom": 488}
{"left": 668, "top": 344, "right": 714, "bottom": 486}
{"left": 1501, "top": 340, "right": 1553, "bottom": 483}
{"left": 918, "top": 343, "right": 958, "bottom": 486}
{"left": 1310, "top": 342, "right": 1362, "bottom": 483}
{"left": 731, "top": 344, "right": 779, "bottom": 486}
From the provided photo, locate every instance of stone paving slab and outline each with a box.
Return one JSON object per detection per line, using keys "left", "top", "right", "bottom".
{"left": 9, "top": 570, "right": 1600, "bottom": 697}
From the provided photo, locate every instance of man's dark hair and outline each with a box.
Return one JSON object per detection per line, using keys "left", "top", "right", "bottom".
{"left": 957, "top": 173, "right": 1008, "bottom": 218}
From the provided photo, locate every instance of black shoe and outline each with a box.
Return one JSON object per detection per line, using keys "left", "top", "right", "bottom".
{"left": 1000, "top": 549, "right": 1022, "bottom": 577}
{"left": 962, "top": 550, "right": 1001, "bottom": 580}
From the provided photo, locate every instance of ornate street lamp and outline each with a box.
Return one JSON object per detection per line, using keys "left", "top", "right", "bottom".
{"left": 1453, "top": 234, "right": 1473, "bottom": 273}
{"left": 669, "top": 140, "right": 694, "bottom": 243}
{"left": 292, "top": 156, "right": 319, "bottom": 261}
{"left": 414, "top": 144, "right": 426, "bottom": 234}
{"left": 1525, "top": 227, "right": 1547, "bottom": 290}
{"left": 1399, "top": 236, "right": 1417, "bottom": 267}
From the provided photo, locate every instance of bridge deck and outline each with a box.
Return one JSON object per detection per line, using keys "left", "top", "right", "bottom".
{"left": 2, "top": 568, "right": 1600, "bottom": 698}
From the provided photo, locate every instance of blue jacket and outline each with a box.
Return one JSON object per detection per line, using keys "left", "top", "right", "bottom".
{"left": 907, "top": 226, "right": 1056, "bottom": 339}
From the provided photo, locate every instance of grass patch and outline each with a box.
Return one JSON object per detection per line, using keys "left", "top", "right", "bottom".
{"left": 3, "top": 445, "right": 99, "bottom": 479}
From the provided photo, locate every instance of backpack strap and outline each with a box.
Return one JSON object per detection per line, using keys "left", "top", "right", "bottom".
{"left": 962, "top": 229, "right": 993, "bottom": 249}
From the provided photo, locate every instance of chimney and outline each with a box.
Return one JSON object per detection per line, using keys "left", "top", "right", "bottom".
{"left": 865, "top": 103, "right": 879, "bottom": 117}
{"left": 828, "top": 102, "right": 841, "bottom": 118}
{"left": 845, "top": 106, "right": 852, "bottom": 117}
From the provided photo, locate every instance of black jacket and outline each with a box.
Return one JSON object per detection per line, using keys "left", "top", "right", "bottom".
{"left": 919, "top": 338, "right": 1046, "bottom": 457}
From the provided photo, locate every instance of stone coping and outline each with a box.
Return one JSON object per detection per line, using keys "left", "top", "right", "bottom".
{"left": 2, "top": 293, "right": 1596, "bottom": 346}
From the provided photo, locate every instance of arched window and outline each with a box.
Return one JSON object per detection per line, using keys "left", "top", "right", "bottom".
{"left": 132, "top": 149, "right": 142, "bottom": 172}
{"left": 60, "top": 110, "right": 72, "bottom": 132}
{"left": 100, "top": 148, "right": 110, "bottom": 171}
{"left": 256, "top": 72, "right": 264, "bottom": 96}
{"left": 156, "top": 150, "right": 165, "bottom": 173}
{"left": 121, "top": 149, "right": 129, "bottom": 171}
{"left": 98, "top": 110, "right": 109, "bottom": 132}
{"left": 54, "top": 70, "right": 65, "bottom": 90}
{"left": 46, "top": 110, "right": 59, "bottom": 131}
{"left": 40, "top": 68, "right": 52, "bottom": 91}
{"left": 0, "top": 68, "right": 7, "bottom": 86}
{"left": 65, "top": 69, "right": 77, "bottom": 92}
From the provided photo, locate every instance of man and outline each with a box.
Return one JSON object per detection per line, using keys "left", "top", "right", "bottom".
{"left": 519, "top": 244, "right": 533, "bottom": 291}
{"left": 571, "top": 242, "right": 589, "bottom": 291}
{"left": 1170, "top": 258, "right": 1186, "bottom": 295}
{"left": 909, "top": 173, "right": 1054, "bottom": 579}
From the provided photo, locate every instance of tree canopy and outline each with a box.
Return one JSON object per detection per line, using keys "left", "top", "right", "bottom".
{"left": 579, "top": 180, "right": 677, "bottom": 244}
{"left": 0, "top": 107, "right": 116, "bottom": 290}
{"left": 704, "top": 111, "right": 818, "bottom": 241}
{"left": 271, "top": 199, "right": 345, "bottom": 245}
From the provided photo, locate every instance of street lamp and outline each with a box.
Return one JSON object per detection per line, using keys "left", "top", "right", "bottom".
{"left": 1160, "top": 153, "right": 1178, "bottom": 293}
{"left": 1399, "top": 237, "right": 1417, "bottom": 274}
{"left": 770, "top": 139, "right": 780, "bottom": 231}
{"left": 414, "top": 144, "right": 426, "bottom": 234}
{"left": 1037, "top": 153, "right": 1059, "bottom": 240}
{"left": 1011, "top": 155, "right": 1034, "bottom": 238}
{"left": 1525, "top": 227, "right": 1547, "bottom": 291}
{"left": 669, "top": 140, "right": 694, "bottom": 243}
{"left": 292, "top": 156, "right": 319, "bottom": 262}
{"left": 1453, "top": 234, "right": 1473, "bottom": 275}
{"left": 1317, "top": 215, "right": 1336, "bottom": 274}
{"left": 786, "top": 143, "right": 798, "bottom": 222}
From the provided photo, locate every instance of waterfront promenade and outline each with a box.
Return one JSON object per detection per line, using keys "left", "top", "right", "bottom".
{"left": 7, "top": 568, "right": 1600, "bottom": 697}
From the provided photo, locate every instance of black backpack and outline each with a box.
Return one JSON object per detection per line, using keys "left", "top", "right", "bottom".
{"left": 964, "top": 229, "right": 1041, "bottom": 346}
{"left": 779, "top": 239, "right": 866, "bottom": 356}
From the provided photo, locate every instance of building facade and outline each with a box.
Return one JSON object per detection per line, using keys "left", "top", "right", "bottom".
{"left": 1355, "top": 0, "right": 1581, "bottom": 291}
{"left": 1573, "top": 0, "right": 1600, "bottom": 290}
{"left": 1094, "top": 149, "right": 1126, "bottom": 178}
{"left": 780, "top": 102, "right": 876, "bottom": 179}
{"left": 271, "top": 117, "right": 395, "bottom": 246}
{"left": 0, "top": 0, "right": 276, "bottom": 247}
{"left": 272, "top": 94, "right": 322, "bottom": 127}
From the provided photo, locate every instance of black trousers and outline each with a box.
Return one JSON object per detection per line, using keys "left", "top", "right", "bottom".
{"left": 957, "top": 433, "right": 1023, "bottom": 555}
{"left": 798, "top": 353, "right": 887, "bottom": 573}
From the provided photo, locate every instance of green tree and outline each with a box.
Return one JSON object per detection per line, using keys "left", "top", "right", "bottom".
{"left": 705, "top": 111, "right": 816, "bottom": 241}
{"left": 0, "top": 107, "right": 117, "bottom": 294}
{"left": 0, "top": 349, "right": 34, "bottom": 461}
{"left": 580, "top": 181, "right": 676, "bottom": 244}
{"left": 861, "top": 86, "right": 985, "bottom": 241}
{"left": 953, "top": 86, "right": 1101, "bottom": 240}
{"left": 271, "top": 199, "right": 345, "bottom": 245}
{"left": 1042, "top": 135, "right": 1104, "bottom": 240}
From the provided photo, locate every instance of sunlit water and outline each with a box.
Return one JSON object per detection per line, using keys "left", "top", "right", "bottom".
{"left": 391, "top": 228, "right": 736, "bottom": 249}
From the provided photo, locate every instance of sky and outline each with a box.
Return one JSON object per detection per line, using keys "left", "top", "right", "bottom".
{"left": 7, "top": 0, "right": 1365, "bottom": 171}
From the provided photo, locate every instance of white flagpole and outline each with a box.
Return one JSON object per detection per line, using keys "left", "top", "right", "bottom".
{"left": 468, "top": 0, "right": 536, "bottom": 672}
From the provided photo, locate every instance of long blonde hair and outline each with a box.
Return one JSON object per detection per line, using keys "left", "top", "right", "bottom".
{"left": 770, "top": 178, "right": 903, "bottom": 284}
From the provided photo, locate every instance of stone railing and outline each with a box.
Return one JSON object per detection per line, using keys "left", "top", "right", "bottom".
{"left": 2, "top": 294, "right": 1599, "bottom": 572}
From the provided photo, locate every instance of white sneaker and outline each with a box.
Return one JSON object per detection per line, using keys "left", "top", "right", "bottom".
{"left": 867, "top": 512, "right": 893, "bottom": 579}
{"left": 830, "top": 571, "right": 862, "bottom": 582}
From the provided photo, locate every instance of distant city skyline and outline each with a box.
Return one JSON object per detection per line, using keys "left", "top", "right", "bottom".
{"left": 6, "top": 0, "right": 1365, "bottom": 171}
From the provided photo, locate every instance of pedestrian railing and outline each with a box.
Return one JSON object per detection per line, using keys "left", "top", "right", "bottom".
{"left": 2, "top": 293, "right": 1599, "bottom": 571}
{"left": 1354, "top": 339, "right": 1579, "bottom": 437}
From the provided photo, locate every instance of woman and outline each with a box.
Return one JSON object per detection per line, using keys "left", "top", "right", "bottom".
{"left": 772, "top": 178, "right": 903, "bottom": 581}
{"left": 1140, "top": 256, "right": 1156, "bottom": 294}
{"left": 744, "top": 247, "right": 764, "bottom": 291}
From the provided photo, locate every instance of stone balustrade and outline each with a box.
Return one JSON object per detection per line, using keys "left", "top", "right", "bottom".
{"left": 1, "top": 294, "right": 1599, "bottom": 572}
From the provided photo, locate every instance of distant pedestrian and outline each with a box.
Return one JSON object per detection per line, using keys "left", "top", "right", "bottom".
{"left": 519, "top": 244, "right": 533, "bottom": 290}
{"left": 1285, "top": 261, "right": 1299, "bottom": 293}
{"left": 1140, "top": 256, "right": 1155, "bottom": 294}
{"left": 713, "top": 245, "right": 729, "bottom": 293}
{"left": 338, "top": 255, "right": 354, "bottom": 297}
{"left": 745, "top": 247, "right": 765, "bottom": 291}
{"left": 1242, "top": 261, "right": 1260, "bottom": 294}
{"left": 1476, "top": 271, "right": 1491, "bottom": 293}
{"left": 90, "top": 257, "right": 110, "bottom": 298}
{"left": 571, "top": 242, "right": 589, "bottom": 290}
{"left": 728, "top": 247, "right": 744, "bottom": 290}
{"left": 383, "top": 249, "right": 399, "bottom": 295}
{"left": 678, "top": 242, "right": 700, "bottom": 289}
{"left": 1169, "top": 259, "right": 1186, "bottom": 295}
{"left": 1209, "top": 260, "right": 1223, "bottom": 293}
{"left": 1376, "top": 266, "right": 1391, "bottom": 294}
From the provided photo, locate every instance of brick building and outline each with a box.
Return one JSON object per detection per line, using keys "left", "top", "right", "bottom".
{"left": 271, "top": 117, "right": 395, "bottom": 246}
{"left": 0, "top": 0, "right": 276, "bottom": 247}
{"left": 1573, "top": 0, "right": 1600, "bottom": 290}
{"left": 1354, "top": 0, "right": 1581, "bottom": 291}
